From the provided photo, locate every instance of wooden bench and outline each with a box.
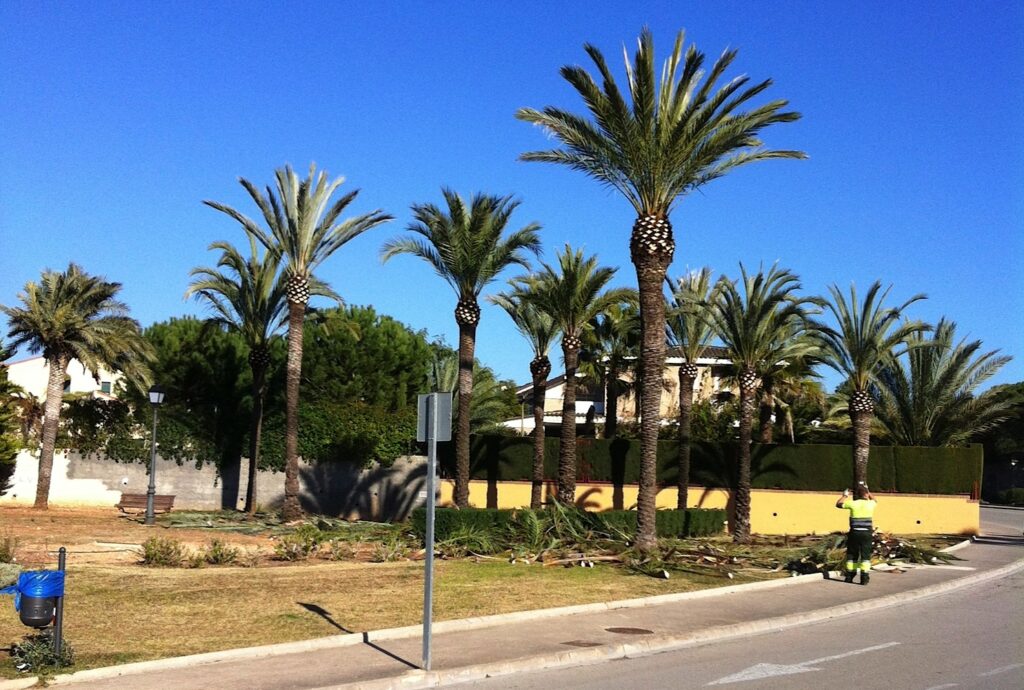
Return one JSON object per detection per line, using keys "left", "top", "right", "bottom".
{"left": 116, "top": 493, "right": 175, "bottom": 514}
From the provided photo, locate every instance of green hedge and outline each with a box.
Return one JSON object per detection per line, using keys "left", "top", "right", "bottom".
{"left": 439, "top": 435, "right": 982, "bottom": 495}
{"left": 409, "top": 507, "right": 726, "bottom": 541}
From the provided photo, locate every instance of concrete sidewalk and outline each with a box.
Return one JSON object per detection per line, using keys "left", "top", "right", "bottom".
{"left": 18, "top": 534, "right": 1020, "bottom": 690}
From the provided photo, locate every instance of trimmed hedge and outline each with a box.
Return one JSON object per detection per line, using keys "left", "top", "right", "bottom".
{"left": 409, "top": 507, "right": 726, "bottom": 542}
{"left": 438, "top": 435, "right": 982, "bottom": 495}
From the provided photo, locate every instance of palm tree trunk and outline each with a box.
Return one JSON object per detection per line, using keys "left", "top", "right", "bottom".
{"left": 634, "top": 253, "right": 670, "bottom": 552}
{"left": 758, "top": 383, "right": 774, "bottom": 443}
{"left": 604, "top": 363, "right": 619, "bottom": 439}
{"left": 35, "top": 355, "right": 68, "bottom": 510}
{"left": 454, "top": 321, "right": 476, "bottom": 508}
{"left": 557, "top": 343, "right": 579, "bottom": 504}
{"left": 281, "top": 302, "right": 305, "bottom": 521}
{"left": 734, "top": 382, "right": 756, "bottom": 544}
{"left": 850, "top": 408, "right": 871, "bottom": 488}
{"left": 676, "top": 368, "right": 696, "bottom": 510}
{"left": 531, "top": 376, "right": 546, "bottom": 509}
{"left": 245, "top": 363, "right": 266, "bottom": 516}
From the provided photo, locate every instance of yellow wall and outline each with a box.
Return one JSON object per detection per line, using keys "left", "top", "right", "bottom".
{"left": 438, "top": 480, "right": 979, "bottom": 535}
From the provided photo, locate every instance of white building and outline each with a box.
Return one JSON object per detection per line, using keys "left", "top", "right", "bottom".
{"left": 4, "top": 356, "right": 121, "bottom": 401}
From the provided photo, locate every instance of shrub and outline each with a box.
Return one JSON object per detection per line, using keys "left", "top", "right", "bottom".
{"left": 238, "top": 549, "right": 262, "bottom": 568}
{"left": 12, "top": 632, "right": 74, "bottom": 673}
{"left": 436, "top": 525, "right": 498, "bottom": 558}
{"left": 323, "top": 539, "right": 356, "bottom": 561}
{"left": 203, "top": 539, "right": 239, "bottom": 565}
{"left": 273, "top": 525, "right": 323, "bottom": 561}
{"left": 0, "top": 562, "right": 20, "bottom": 588}
{"left": 140, "top": 537, "right": 186, "bottom": 567}
{"left": 186, "top": 552, "right": 206, "bottom": 569}
{"left": 600, "top": 509, "right": 726, "bottom": 538}
{"left": 370, "top": 535, "right": 408, "bottom": 562}
{"left": 999, "top": 488, "right": 1024, "bottom": 506}
{"left": 0, "top": 532, "right": 18, "bottom": 563}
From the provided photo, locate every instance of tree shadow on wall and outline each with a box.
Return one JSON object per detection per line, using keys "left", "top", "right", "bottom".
{"left": 690, "top": 442, "right": 797, "bottom": 531}
{"left": 297, "top": 461, "right": 429, "bottom": 521}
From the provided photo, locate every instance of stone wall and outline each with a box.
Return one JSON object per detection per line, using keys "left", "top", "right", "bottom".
{"left": 1, "top": 450, "right": 430, "bottom": 521}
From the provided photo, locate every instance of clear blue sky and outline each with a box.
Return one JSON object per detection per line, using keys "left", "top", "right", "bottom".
{"left": 2, "top": 1, "right": 1022, "bottom": 391}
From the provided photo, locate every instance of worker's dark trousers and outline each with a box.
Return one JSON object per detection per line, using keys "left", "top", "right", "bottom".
{"left": 845, "top": 528, "right": 872, "bottom": 572}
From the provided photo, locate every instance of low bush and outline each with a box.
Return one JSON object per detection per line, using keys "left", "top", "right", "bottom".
{"left": 203, "top": 539, "right": 240, "bottom": 565}
{"left": 0, "top": 532, "right": 17, "bottom": 563}
{"left": 600, "top": 509, "right": 726, "bottom": 538}
{"left": 999, "top": 488, "right": 1024, "bottom": 506}
{"left": 140, "top": 537, "right": 186, "bottom": 567}
{"left": 12, "top": 632, "right": 74, "bottom": 674}
{"left": 370, "top": 535, "right": 408, "bottom": 562}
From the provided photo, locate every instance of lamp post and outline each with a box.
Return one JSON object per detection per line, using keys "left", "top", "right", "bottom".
{"left": 145, "top": 384, "right": 166, "bottom": 526}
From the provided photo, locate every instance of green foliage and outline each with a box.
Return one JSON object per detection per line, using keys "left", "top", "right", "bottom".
{"left": 303, "top": 306, "right": 434, "bottom": 412}
{"left": 12, "top": 632, "right": 74, "bottom": 673}
{"left": 446, "top": 434, "right": 983, "bottom": 495}
{"left": 260, "top": 399, "right": 417, "bottom": 469}
{"left": 425, "top": 346, "right": 521, "bottom": 431}
{"left": 410, "top": 507, "right": 515, "bottom": 543}
{"left": 272, "top": 525, "right": 322, "bottom": 561}
{"left": 600, "top": 509, "right": 726, "bottom": 538}
{"left": 370, "top": 535, "right": 409, "bottom": 562}
{"left": 0, "top": 349, "right": 20, "bottom": 495}
{"left": 140, "top": 537, "right": 186, "bottom": 567}
{"left": 997, "top": 488, "right": 1024, "bottom": 506}
{"left": 203, "top": 539, "right": 240, "bottom": 565}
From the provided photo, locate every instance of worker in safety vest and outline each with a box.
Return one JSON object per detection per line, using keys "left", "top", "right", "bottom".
{"left": 835, "top": 482, "right": 876, "bottom": 585}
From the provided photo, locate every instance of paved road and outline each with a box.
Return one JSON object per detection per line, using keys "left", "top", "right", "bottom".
{"left": 465, "top": 568, "right": 1024, "bottom": 690}
{"left": 981, "top": 505, "right": 1024, "bottom": 536}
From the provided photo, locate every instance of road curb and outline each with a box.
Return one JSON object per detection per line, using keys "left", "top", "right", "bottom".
{"left": 326, "top": 555, "right": 1024, "bottom": 690}
{"left": 42, "top": 572, "right": 821, "bottom": 686}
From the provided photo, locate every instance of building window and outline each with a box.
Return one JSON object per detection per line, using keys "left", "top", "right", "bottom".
{"left": 100, "top": 381, "right": 112, "bottom": 394}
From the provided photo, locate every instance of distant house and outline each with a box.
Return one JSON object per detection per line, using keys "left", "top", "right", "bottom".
{"left": 505, "top": 345, "right": 734, "bottom": 435}
{"left": 3, "top": 356, "right": 122, "bottom": 401}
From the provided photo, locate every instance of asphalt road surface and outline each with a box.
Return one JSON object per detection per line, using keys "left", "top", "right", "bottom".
{"left": 467, "top": 507, "right": 1024, "bottom": 690}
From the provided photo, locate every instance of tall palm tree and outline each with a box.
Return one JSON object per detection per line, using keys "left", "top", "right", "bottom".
{"left": 517, "top": 28, "right": 805, "bottom": 549}
{"left": 816, "top": 281, "right": 928, "bottom": 491}
{"left": 490, "top": 291, "right": 557, "bottom": 509}
{"left": 205, "top": 164, "right": 392, "bottom": 521}
{"left": 186, "top": 233, "right": 294, "bottom": 514}
{"left": 708, "top": 264, "right": 818, "bottom": 543}
{"left": 1, "top": 264, "right": 153, "bottom": 509}
{"left": 666, "top": 267, "right": 721, "bottom": 509}
{"left": 873, "top": 318, "right": 1012, "bottom": 446}
{"left": 513, "top": 245, "right": 634, "bottom": 504}
{"left": 755, "top": 322, "right": 822, "bottom": 443}
{"left": 382, "top": 189, "right": 541, "bottom": 508}
{"left": 581, "top": 301, "right": 640, "bottom": 440}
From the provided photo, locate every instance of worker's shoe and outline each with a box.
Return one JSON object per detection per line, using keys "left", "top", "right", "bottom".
{"left": 843, "top": 572, "right": 856, "bottom": 583}
{"left": 860, "top": 571, "right": 870, "bottom": 586}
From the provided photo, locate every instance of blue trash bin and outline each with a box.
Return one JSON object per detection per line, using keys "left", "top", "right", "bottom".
{"left": 0, "top": 570, "right": 65, "bottom": 628}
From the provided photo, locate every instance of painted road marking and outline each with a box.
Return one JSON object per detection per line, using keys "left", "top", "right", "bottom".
{"left": 979, "top": 663, "right": 1023, "bottom": 677}
{"left": 707, "top": 642, "right": 901, "bottom": 685}
{"left": 922, "top": 684, "right": 958, "bottom": 689}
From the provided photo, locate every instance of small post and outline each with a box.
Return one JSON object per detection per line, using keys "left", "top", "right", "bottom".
{"left": 422, "top": 393, "right": 437, "bottom": 671}
{"left": 54, "top": 547, "right": 66, "bottom": 658}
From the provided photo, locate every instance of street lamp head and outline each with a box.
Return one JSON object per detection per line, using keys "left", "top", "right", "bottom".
{"left": 148, "top": 384, "right": 166, "bottom": 407}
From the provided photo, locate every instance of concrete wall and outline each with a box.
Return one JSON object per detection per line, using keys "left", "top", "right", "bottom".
{"left": 1, "top": 450, "right": 429, "bottom": 521}
{"left": 438, "top": 479, "right": 980, "bottom": 536}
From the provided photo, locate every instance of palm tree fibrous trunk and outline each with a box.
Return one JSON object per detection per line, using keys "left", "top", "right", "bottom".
{"left": 530, "top": 357, "right": 550, "bottom": 510}
{"left": 245, "top": 354, "right": 268, "bottom": 515}
{"left": 734, "top": 379, "right": 757, "bottom": 543}
{"left": 604, "top": 363, "right": 620, "bottom": 439}
{"left": 849, "top": 405, "right": 872, "bottom": 489}
{"left": 632, "top": 215, "right": 674, "bottom": 551}
{"left": 36, "top": 356, "right": 69, "bottom": 510}
{"left": 557, "top": 340, "right": 581, "bottom": 505}
{"left": 676, "top": 365, "right": 697, "bottom": 510}
{"left": 454, "top": 306, "right": 478, "bottom": 508}
{"left": 281, "top": 299, "right": 305, "bottom": 521}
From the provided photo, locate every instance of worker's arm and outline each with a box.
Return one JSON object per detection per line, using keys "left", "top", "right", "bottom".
{"left": 836, "top": 489, "right": 850, "bottom": 508}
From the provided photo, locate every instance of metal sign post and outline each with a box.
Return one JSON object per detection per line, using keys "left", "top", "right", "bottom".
{"left": 416, "top": 392, "right": 451, "bottom": 671}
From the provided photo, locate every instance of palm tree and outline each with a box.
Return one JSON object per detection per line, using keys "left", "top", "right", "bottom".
{"left": 382, "top": 189, "right": 541, "bottom": 508}
{"left": 816, "top": 282, "right": 928, "bottom": 491}
{"left": 757, "top": 354, "right": 822, "bottom": 444}
{"left": 204, "top": 164, "right": 392, "bottom": 521}
{"left": 513, "top": 245, "right": 634, "bottom": 504}
{"left": 490, "top": 291, "right": 557, "bottom": 509}
{"left": 427, "top": 349, "right": 519, "bottom": 432}
{"left": 708, "top": 264, "right": 818, "bottom": 543}
{"left": 873, "top": 318, "right": 1012, "bottom": 446}
{"left": 666, "top": 267, "right": 721, "bottom": 509}
{"left": 581, "top": 301, "right": 640, "bottom": 440}
{"left": 1, "top": 264, "right": 153, "bottom": 509}
{"left": 517, "top": 28, "right": 805, "bottom": 549}
{"left": 186, "top": 233, "right": 293, "bottom": 515}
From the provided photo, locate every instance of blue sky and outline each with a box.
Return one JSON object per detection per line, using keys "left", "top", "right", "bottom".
{"left": 2, "top": 1, "right": 1022, "bottom": 391}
